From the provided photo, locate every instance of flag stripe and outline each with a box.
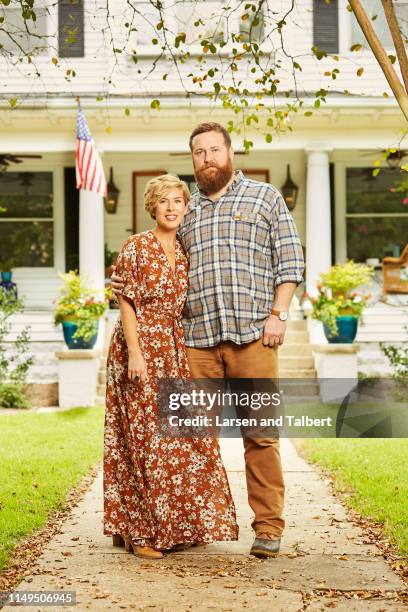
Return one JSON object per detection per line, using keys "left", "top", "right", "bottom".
{"left": 75, "top": 107, "right": 107, "bottom": 197}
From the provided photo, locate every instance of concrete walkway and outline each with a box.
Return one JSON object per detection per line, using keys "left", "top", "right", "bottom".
{"left": 4, "top": 439, "right": 406, "bottom": 611}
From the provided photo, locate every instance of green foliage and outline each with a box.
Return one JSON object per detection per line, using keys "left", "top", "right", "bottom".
{"left": 0, "top": 288, "right": 33, "bottom": 408}
{"left": 0, "top": 382, "right": 30, "bottom": 409}
{"left": 0, "top": 257, "right": 14, "bottom": 272}
{"left": 381, "top": 342, "right": 408, "bottom": 382}
{"left": 0, "top": 1, "right": 337, "bottom": 149}
{"left": 319, "top": 260, "right": 375, "bottom": 295}
{"left": 54, "top": 271, "right": 109, "bottom": 341}
{"left": 307, "top": 260, "right": 375, "bottom": 336}
{"left": 104, "top": 243, "right": 119, "bottom": 268}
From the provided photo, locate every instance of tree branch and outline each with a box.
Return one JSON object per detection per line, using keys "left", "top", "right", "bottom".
{"left": 349, "top": 0, "right": 408, "bottom": 122}
{"left": 381, "top": 0, "right": 408, "bottom": 94}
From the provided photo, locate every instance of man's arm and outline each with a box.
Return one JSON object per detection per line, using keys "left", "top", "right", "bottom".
{"left": 262, "top": 282, "right": 297, "bottom": 347}
{"left": 263, "top": 191, "right": 305, "bottom": 347}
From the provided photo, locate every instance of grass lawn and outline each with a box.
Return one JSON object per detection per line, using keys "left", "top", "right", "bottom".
{"left": 296, "top": 438, "right": 408, "bottom": 559}
{"left": 0, "top": 407, "right": 104, "bottom": 571}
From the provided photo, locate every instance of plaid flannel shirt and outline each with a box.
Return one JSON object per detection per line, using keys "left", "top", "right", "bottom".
{"left": 177, "top": 170, "right": 304, "bottom": 348}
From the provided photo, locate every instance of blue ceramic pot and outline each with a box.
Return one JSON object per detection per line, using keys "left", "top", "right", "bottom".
{"left": 323, "top": 315, "right": 358, "bottom": 344}
{"left": 62, "top": 319, "right": 99, "bottom": 349}
{"left": 1, "top": 271, "right": 12, "bottom": 283}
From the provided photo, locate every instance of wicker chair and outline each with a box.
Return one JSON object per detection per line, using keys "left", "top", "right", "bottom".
{"left": 382, "top": 244, "right": 408, "bottom": 294}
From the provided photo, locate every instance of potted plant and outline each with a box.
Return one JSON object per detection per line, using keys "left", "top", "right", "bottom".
{"left": 54, "top": 271, "right": 109, "bottom": 349}
{"left": 307, "top": 260, "right": 375, "bottom": 343}
{"left": 0, "top": 257, "right": 15, "bottom": 283}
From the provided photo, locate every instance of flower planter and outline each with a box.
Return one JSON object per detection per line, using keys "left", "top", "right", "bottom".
{"left": 1, "top": 271, "right": 12, "bottom": 283}
{"left": 62, "top": 319, "right": 99, "bottom": 349}
{"left": 323, "top": 315, "right": 358, "bottom": 344}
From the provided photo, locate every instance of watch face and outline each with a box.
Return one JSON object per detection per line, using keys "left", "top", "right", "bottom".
{"left": 279, "top": 311, "right": 288, "bottom": 321}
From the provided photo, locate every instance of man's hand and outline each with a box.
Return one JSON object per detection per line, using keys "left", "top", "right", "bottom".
{"left": 262, "top": 315, "right": 286, "bottom": 347}
{"left": 110, "top": 264, "right": 125, "bottom": 295}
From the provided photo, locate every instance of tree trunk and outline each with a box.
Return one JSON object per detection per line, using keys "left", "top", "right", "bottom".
{"left": 349, "top": 0, "right": 408, "bottom": 122}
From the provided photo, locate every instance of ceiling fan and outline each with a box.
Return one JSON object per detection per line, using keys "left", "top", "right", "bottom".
{"left": 0, "top": 153, "right": 43, "bottom": 173}
{"left": 169, "top": 150, "right": 248, "bottom": 156}
{"left": 360, "top": 149, "right": 408, "bottom": 169}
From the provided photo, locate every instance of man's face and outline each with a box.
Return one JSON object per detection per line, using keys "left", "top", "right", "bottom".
{"left": 190, "top": 131, "right": 234, "bottom": 195}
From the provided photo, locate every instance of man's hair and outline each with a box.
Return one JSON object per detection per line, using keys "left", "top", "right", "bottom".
{"left": 189, "top": 122, "right": 232, "bottom": 151}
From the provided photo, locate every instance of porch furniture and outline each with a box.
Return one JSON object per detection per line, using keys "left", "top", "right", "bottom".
{"left": 382, "top": 244, "right": 408, "bottom": 294}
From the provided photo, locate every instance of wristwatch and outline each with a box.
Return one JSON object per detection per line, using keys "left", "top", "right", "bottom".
{"left": 270, "top": 308, "right": 288, "bottom": 321}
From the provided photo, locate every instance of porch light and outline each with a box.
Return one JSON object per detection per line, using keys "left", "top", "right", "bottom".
{"left": 281, "top": 164, "right": 299, "bottom": 211}
{"left": 104, "top": 167, "right": 120, "bottom": 214}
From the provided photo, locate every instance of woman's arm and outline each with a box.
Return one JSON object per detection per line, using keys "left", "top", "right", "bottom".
{"left": 118, "top": 294, "right": 148, "bottom": 383}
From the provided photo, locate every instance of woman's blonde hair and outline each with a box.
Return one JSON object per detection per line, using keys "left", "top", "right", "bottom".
{"left": 144, "top": 174, "right": 190, "bottom": 219}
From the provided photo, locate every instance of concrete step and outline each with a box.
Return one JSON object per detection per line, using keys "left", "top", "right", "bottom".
{"left": 279, "top": 356, "right": 315, "bottom": 370}
{"left": 279, "top": 369, "right": 316, "bottom": 378}
{"left": 283, "top": 396, "right": 320, "bottom": 404}
{"left": 284, "top": 331, "right": 309, "bottom": 343}
{"left": 280, "top": 381, "right": 320, "bottom": 396}
{"left": 286, "top": 319, "right": 307, "bottom": 331}
{"left": 279, "top": 343, "right": 313, "bottom": 356}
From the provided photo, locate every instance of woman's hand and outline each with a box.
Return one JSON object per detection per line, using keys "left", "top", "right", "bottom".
{"left": 128, "top": 348, "right": 148, "bottom": 383}
{"left": 110, "top": 264, "right": 125, "bottom": 296}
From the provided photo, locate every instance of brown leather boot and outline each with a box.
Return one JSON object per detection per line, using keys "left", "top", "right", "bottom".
{"left": 123, "top": 536, "right": 164, "bottom": 559}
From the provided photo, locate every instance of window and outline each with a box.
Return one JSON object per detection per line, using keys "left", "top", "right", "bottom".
{"left": 313, "top": 0, "right": 339, "bottom": 54}
{"left": 0, "top": 4, "right": 49, "bottom": 56}
{"left": 128, "top": 0, "right": 266, "bottom": 54}
{"left": 345, "top": 168, "right": 408, "bottom": 262}
{"left": 58, "top": 0, "right": 84, "bottom": 58}
{"left": 350, "top": 0, "right": 408, "bottom": 49}
{"left": 0, "top": 172, "right": 54, "bottom": 267}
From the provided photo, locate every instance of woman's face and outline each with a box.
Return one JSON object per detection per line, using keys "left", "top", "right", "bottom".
{"left": 154, "top": 188, "right": 188, "bottom": 231}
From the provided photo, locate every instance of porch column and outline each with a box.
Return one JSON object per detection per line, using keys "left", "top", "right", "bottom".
{"left": 79, "top": 189, "right": 105, "bottom": 295}
{"left": 305, "top": 149, "right": 332, "bottom": 296}
{"left": 79, "top": 189, "right": 105, "bottom": 350}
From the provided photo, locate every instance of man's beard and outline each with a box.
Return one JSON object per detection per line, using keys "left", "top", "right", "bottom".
{"left": 195, "top": 159, "right": 234, "bottom": 195}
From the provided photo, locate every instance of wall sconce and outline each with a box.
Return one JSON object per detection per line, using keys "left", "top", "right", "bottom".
{"left": 104, "top": 167, "right": 120, "bottom": 214}
{"left": 281, "top": 164, "right": 299, "bottom": 211}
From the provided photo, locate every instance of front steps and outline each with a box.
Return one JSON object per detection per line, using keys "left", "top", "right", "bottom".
{"left": 95, "top": 318, "right": 320, "bottom": 405}
{"left": 279, "top": 319, "right": 320, "bottom": 403}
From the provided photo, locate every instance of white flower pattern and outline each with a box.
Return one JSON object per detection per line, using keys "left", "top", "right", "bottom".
{"left": 103, "top": 231, "right": 239, "bottom": 549}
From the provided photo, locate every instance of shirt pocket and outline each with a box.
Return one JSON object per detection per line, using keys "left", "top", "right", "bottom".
{"left": 232, "top": 212, "right": 270, "bottom": 254}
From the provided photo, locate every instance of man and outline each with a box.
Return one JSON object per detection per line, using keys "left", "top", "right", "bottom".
{"left": 112, "top": 122, "right": 304, "bottom": 558}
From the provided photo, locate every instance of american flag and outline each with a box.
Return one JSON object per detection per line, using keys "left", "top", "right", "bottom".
{"left": 76, "top": 106, "right": 107, "bottom": 196}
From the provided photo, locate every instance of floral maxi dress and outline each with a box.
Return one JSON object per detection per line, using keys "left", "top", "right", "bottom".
{"left": 103, "top": 230, "right": 239, "bottom": 549}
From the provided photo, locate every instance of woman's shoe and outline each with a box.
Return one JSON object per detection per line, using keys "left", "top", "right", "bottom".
{"left": 123, "top": 536, "right": 163, "bottom": 559}
{"left": 112, "top": 534, "right": 125, "bottom": 547}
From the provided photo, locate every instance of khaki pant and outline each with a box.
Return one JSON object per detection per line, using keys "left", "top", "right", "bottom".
{"left": 186, "top": 337, "right": 285, "bottom": 538}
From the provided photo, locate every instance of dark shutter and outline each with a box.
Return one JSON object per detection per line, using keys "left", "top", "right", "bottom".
{"left": 313, "top": 0, "right": 339, "bottom": 54}
{"left": 58, "top": 0, "right": 84, "bottom": 58}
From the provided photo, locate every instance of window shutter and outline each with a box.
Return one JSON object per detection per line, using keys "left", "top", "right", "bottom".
{"left": 313, "top": 0, "right": 339, "bottom": 54}
{"left": 58, "top": 0, "right": 84, "bottom": 58}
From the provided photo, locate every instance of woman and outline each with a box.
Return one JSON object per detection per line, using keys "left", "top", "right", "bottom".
{"left": 103, "top": 174, "right": 238, "bottom": 559}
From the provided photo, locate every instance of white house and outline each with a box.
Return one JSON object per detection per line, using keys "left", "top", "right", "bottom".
{"left": 0, "top": 0, "right": 407, "bottom": 404}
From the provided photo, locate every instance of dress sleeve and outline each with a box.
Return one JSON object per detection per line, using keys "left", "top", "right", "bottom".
{"left": 114, "top": 236, "right": 141, "bottom": 306}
